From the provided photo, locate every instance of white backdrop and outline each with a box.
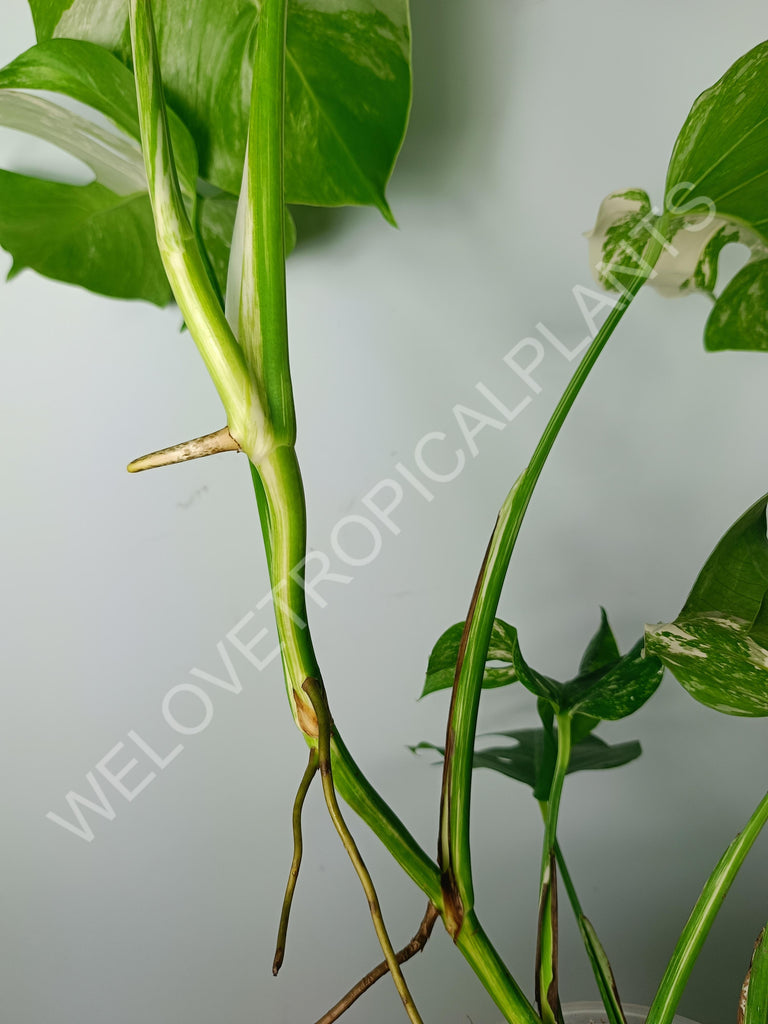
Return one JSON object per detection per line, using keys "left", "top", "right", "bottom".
{"left": 1, "top": 3, "right": 768, "bottom": 1023}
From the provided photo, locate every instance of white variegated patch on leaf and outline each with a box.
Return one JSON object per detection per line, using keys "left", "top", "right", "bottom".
{"left": 645, "top": 616, "right": 768, "bottom": 717}
{"left": 586, "top": 189, "right": 766, "bottom": 300}
{"left": 645, "top": 494, "right": 768, "bottom": 717}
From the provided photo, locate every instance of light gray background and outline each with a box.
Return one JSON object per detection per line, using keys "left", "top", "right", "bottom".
{"left": 1, "top": 2, "right": 768, "bottom": 1022}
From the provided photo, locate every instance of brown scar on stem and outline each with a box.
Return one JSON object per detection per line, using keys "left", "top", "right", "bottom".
{"left": 535, "top": 851, "right": 563, "bottom": 1024}
{"left": 296, "top": 685, "right": 320, "bottom": 738}
{"left": 738, "top": 927, "right": 766, "bottom": 1024}
{"left": 127, "top": 426, "right": 241, "bottom": 472}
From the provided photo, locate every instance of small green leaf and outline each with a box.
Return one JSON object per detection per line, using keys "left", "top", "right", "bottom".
{"left": 563, "top": 639, "right": 664, "bottom": 721}
{"left": 510, "top": 616, "right": 661, "bottom": 721}
{"left": 420, "top": 618, "right": 518, "bottom": 698}
{"left": 508, "top": 628, "right": 563, "bottom": 707}
{"left": 414, "top": 730, "right": 641, "bottom": 798}
{"left": 0, "top": 170, "right": 171, "bottom": 303}
{"left": 579, "top": 607, "right": 621, "bottom": 676}
{"left": 742, "top": 927, "right": 768, "bottom": 1024}
{"left": 482, "top": 732, "right": 641, "bottom": 790}
{"left": 568, "top": 734, "right": 642, "bottom": 773}
{"left": 705, "top": 258, "right": 768, "bottom": 353}
{"left": 645, "top": 494, "right": 768, "bottom": 717}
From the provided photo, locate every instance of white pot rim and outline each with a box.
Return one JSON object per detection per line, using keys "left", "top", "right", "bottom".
{"left": 562, "top": 1001, "right": 701, "bottom": 1024}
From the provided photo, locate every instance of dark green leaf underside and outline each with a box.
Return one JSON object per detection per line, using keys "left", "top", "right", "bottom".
{"left": 413, "top": 731, "right": 641, "bottom": 797}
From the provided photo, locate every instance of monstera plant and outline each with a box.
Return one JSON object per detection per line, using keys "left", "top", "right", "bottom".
{"left": 2, "top": 2, "right": 768, "bottom": 1023}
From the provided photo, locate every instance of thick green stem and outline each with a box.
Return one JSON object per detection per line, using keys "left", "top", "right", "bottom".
{"left": 439, "top": 222, "right": 669, "bottom": 933}
{"left": 128, "top": 0, "right": 266, "bottom": 456}
{"left": 646, "top": 788, "right": 768, "bottom": 1024}
{"left": 249, "top": 452, "right": 443, "bottom": 903}
{"left": 240, "top": 0, "right": 295, "bottom": 445}
{"left": 255, "top": 446, "right": 321, "bottom": 734}
{"left": 455, "top": 911, "right": 541, "bottom": 1024}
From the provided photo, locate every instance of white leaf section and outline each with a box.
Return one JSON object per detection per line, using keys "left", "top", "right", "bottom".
{"left": 0, "top": 90, "right": 146, "bottom": 194}
{"left": 587, "top": 189, "right": 767, "bottom": 299}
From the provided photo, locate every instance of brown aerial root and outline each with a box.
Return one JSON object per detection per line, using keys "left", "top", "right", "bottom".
{"left": 127, "top": 426, "right": 241, "bottom": 472}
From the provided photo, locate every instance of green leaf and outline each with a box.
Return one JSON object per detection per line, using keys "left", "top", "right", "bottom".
{"left": 32, "top": 0, "right": 412, "bottom": 216}
{"left": 0, "top": 37, "right": 204, "bottom": 303}
{"left": 578, "top": 607, "right": 621, "bottom": 676}
{"left": 507, "top": 614, "right": 661, "bottom": 721}
{"left": 0, "top": 170, "right": 171, "bottom": 304}
{"left": 0, "top": 90, "right": 146, "bottom": 195}
{"left": 645, "top": 616, "right": 768, "bottom": 717}
{"left": 580, "top": 917, "right": 628, "bottom": 1024}
{"left": 284, "top": 0, "right": 410, "bottom": 220}
{"left": 0, "top": 39, "right": 198, "bottom": 195}
{"left": 705, "top": 258, "right": 768, "bottom": 352}
{"left": 663, "top": 40, "right": 768, "bottom": 353}
{"left": 414, "top": 730, "right": 641, "bottom": 798}
{"left": 665, "top": 40, "right": 768, "bottom": 246}
{"left": 29, "top": 0, "right": 131, "bottom": 53}
{"left": 507, "top": 628, "right": 564, "bottom": 707}
{"left": 420, "top": 618, "right": 518, "bottom": 698}
{"left": 482, "top": 731, "right": 640, "bottom": 785}
{"left": 591, "top": 43, "right": 768, "bottom": 354}
{"left": 743, "top": 927, "right": 768, "bottom": 1024}
{"left": 645, "top": 494, "right": 768, "bottom": 717}
{"left": 562, "top": 639, "right": 664, "bottom": 721}
{"left": 681, "top": 493, "right": 768, "bottom": 623}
